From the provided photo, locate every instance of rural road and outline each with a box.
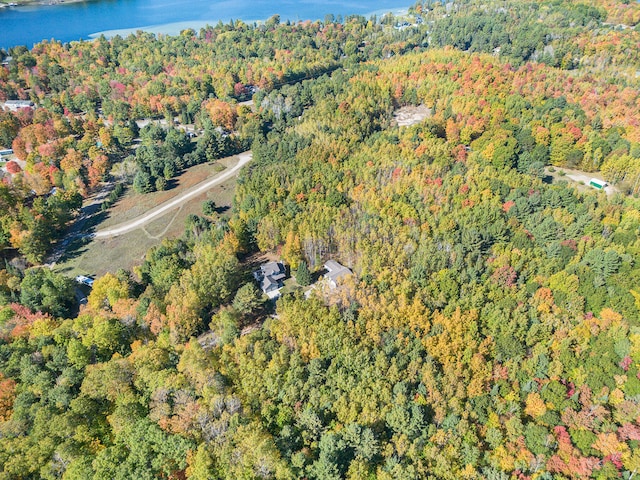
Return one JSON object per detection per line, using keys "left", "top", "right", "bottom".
{"left": 94, "top": 151, "right": 252, "bottom": 238}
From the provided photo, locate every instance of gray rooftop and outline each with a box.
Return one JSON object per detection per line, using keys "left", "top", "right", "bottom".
{"left": 261, "top": 261, "right": 284, "bottom": 277}
{"left": 262, "top": 276, "right": 279, "bottom": 291}
{"left": 324, "top": 260, "right": 352, "bottom": 284}
{"left": 4, "top": 100, "right": 34, "bottom": 106}
{"left": 324, "top": 260, "right": 344, "bottom": 273}
{"left": 255, "top": 261, "right": 286, "bottom": 293}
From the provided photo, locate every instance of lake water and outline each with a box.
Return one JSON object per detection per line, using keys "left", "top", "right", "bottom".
{"left": 0, "top": 0, "right": 409, "bottom": 49}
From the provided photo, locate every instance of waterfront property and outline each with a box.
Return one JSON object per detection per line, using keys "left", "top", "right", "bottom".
{"left": 0, "top": 0, "right": 409, "bottom": 50}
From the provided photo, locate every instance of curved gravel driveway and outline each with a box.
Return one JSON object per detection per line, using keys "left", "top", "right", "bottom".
{"left": 93, "top": 151, "right": 252, "bottom": 238}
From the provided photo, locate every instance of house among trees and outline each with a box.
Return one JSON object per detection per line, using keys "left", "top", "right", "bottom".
{"left": 323, "top": 260, "right": 352, "bottom": 289}
{"left": 3, "top": 100, "right": 35, "bottom": 112}
{"left": 253, "top": 261, "right": 287, "bottom": 296}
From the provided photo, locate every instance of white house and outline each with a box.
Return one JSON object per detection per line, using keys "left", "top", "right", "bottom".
{"left": 323, "top": 260, "right": 352, "bottom": 289}
{"left": 3, "top": 100, "right": 35, "bottom": 112}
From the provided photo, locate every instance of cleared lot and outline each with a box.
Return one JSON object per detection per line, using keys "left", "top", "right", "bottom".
{"left": 545, "top": 166, "right": 619, "bottom": 196}
{"left": 53, "top": 154, "right": 244, "bottom": 277}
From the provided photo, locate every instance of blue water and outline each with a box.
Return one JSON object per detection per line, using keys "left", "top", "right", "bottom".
{"left": 0, "top": 0, "right": 409, "bottom": 49}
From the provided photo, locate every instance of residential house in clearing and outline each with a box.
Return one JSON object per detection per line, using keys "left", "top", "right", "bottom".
{"left": 323, "top": 260, "right": 352, "bottom": 289}
{"left": 254, "top": 261, "right": 287, "bottom": 296}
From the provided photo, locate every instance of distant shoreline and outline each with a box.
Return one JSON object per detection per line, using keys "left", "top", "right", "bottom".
{"left": 89, "top": 7, "right": 410, "bottom": 40}
{"left": 0, "top": 0, "right": 96, "bottom": 8}
{"left": 1, "top": 0, "right": 411, "bottom": 50}
{"left": 0, "top": 0, "right": 90, "bottom": 6}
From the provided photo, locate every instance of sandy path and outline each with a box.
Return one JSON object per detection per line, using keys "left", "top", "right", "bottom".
{"left": 94, "top": 152, "right": 251, "bottom": 238}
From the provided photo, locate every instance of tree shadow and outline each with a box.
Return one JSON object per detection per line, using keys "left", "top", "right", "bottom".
{"left": 53, "top": 234, "right": 91, "bottom": 264}
{"left": 83, "top": 202, "right": 104, "bottom": 217}
{"left": 84, "top": 211, "right": 109, "bottom": 232}
{"left": 311, "top": 269, "right": 326, "bottom": 283}
{"left": 164, "top": 178, "right": 179, "bottom": 191}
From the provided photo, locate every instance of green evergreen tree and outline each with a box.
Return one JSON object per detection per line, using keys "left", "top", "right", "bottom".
{"left": 296, "top": 261, "right": 312, "bottom": 286}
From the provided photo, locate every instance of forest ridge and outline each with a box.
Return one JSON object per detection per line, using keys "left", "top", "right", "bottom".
{"left": 1, "top": 0, "right": 640, "bottom": 478}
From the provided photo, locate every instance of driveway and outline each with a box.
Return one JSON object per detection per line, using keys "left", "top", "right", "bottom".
{"left": 93, "top": 151, "right": 252, "bottom": 238}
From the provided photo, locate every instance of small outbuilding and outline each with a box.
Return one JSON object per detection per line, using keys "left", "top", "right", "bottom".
{"left": 589, "top": 178, "right": 607, "bottom": 190}
{"left": 75, "top": 275, "right": 94, "bottom": 287}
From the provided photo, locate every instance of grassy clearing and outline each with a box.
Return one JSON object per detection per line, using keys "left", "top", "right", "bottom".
{"left": 53, "top": 168, "right": 236, "bottom": 278}
{"left": 543, "top": 166, "right": 619, "bottom": 196}
{"left": 99, "top": 158, "right": 232, "bottom": 229}
{"left": 280, "top": 276, "right": 302, "bottom": 296}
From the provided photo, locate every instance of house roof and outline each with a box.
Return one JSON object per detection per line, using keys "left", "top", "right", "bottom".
{"left": 5, "top": 100, "right": 34, "bottom": 106}
{"left": 324, "top": 260, "right": 352, "bottom": 284}
{"left": 261, "top": 261, "right": 284, "bottom": 277}
{"left": 262, "top": 276, "right": 279, "bottom": 291}
{"left": 255, "top": 261, "right": 287, "bottom": 293}
{"left": 324, "top": 260, "right": 344, "bottom": 273}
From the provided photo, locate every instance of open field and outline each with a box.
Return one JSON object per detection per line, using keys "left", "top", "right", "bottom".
{"left": 94, "top": 152, "right": 250, "bottom": 238}
{"left": 98, "top": 156, "right": 235, "bottom": 229}
{"left": 53, "top": 177, "right": 235, "bottom": 277}
{"left": 52, "top": 156, "right": 242, "bottom": 278}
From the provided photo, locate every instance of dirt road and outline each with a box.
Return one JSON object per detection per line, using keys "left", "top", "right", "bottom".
{"left": 93, "top": 151, "right": 252, "bottom": 239}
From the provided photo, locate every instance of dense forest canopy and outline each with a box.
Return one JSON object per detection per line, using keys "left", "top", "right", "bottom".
{"left": 1, "top": 0, "right": 640, "bottom": 478}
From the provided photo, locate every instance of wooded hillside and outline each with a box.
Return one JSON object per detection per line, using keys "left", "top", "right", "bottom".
{"left": 1, "top": 0, "right": 640, "bottom": 478}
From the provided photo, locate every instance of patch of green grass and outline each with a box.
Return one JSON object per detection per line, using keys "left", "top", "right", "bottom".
{"left": 53, "top": 229, "right": 152, "bottom": 278}
{"left": 54, "top": 177, "right": 236, "bottom": 278}
{"left": 279, "top": 277, "right": 302, "bottom": 295}
{"left": 99, "top": 160, "right": 236, "bottom": 229}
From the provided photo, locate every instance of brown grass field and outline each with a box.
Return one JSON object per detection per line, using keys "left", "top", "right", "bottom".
{"left": 53, "top": 158, "right": 237, "bottom": 278}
